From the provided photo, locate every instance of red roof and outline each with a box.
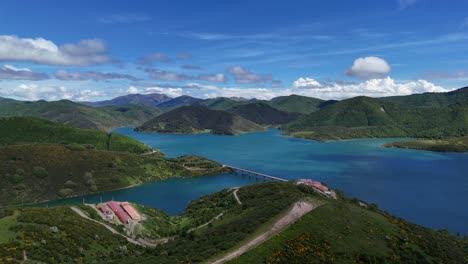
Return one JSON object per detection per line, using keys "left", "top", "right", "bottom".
{"left": 315, "top": 184, "right": 330, "bottom": 192}
{"left": 107, "top": 201, "right": 129, "bottom": 224}
{"left": 99, "top": 204, "right": 110, "bottom": 213}
{"left": 121, "top": 202, "right": 141, "bottom": 220}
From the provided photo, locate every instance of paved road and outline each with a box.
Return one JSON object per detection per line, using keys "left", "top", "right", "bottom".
{"left": 210, "top": 200, "right": 322, "bottom": 264}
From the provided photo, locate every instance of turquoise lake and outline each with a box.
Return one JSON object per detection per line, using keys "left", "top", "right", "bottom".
{"left": 47, "top": 128, "right": 468, "bottom": 235}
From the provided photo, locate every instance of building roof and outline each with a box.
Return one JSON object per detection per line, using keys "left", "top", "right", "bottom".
{"left": 121, "top": 202, "right": 141, "bottom": 220}
{"left": 107, "top": 201, "right": 129, "bottom": 224}
{"left": 99, "top": 204, "right": 110, "bottom": 213}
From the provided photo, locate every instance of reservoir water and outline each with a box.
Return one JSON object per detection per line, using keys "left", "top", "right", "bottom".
{"left": 47, "top": 128, "right": 468, "bottom": 234}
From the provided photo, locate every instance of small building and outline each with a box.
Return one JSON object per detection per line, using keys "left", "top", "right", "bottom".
{"left": 99, "top": 204, "right": 111, "bottom": 214}
{"left": 297, "top": 179, "right": 332, "bottom": 195}
{"left": 108, "top": 201, "right": 129, "bottom": 224}
{"left": 121, "top": 202, "right": 141, "bottom": 221}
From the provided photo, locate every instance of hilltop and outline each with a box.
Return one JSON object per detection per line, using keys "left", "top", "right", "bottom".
{"left": 0, "top": 99, "right": 161, "bottom": 130}
{"left": 381, "top": 86, "right": 468, "bottom": 108}
{"left": 136, "top": 105, "right": 264, "bottom": 135}
{"left": 283, "top": 95, "right": 468, "bottom": 142}
{"left": 200, "top": 97, "right": 250, "bottom": 110}
{"left": 268, "top": 94, "right": 325, "bottom": 114}
{"left": 83, "top": 93, "right": 171, "bottom": 107}
{"left": 157, "top": 95, "right": 203, "bottom": 108}
{"left": 229, "top": 102, "right": 302, "bottom": 125}
{"left": 1, "top": 182, "right": 465, "bottom": 263}
{"left": 0, "top": 117, "right": 152, "bottom": 153}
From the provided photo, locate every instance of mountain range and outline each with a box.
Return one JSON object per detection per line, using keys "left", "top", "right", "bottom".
{"left": 1, "top": 86, "right": 467, "bottom": 151}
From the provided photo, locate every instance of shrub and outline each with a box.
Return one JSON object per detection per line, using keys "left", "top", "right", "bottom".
{"left": 83, "top": 172, "right": 93, "bottom": 180}
{"left": 8, "top": 174, "right": 24, "bottom": 184}
{"left": 14, "top": 183, "right": 26, "bottom": 190}
{"left": 32, "top": 166, "right": 48, "bottom": 179}
{"left": 57, "top": 188, "right": 73, "bottom": 197}
{"left": 89, "top": 184, "right": 98, "bottom": 192}
{"left": 85, "top": 178, "right": 96, "bottom": 187}
{"left": 64, "top": 180, "right": 77, "bottom": 188}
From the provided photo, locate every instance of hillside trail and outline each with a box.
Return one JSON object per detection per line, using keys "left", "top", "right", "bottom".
{"left": 210, "top": 200, "right": 321, "bottom": 264}
{"left": 232, "top": 187, "right": 242, "bottom": 205}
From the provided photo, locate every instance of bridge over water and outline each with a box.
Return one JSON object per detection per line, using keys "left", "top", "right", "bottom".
{"left": 224, "top": 165, "right": 288, "bottom": 182}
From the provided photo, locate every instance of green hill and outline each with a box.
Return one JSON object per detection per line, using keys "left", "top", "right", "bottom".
{"left": 268, "top": 94, "right": 324, "bottom": 114}
{"left": 0, "top": 99, "right": 160, "bottom": 130}
{"left": 3, "top": 182, "right": 464, "bottom": 263}
{"left": 0, "top": 143, "right": 228, "bottom": 205}
{"left": 200, "top": 97, "right": 249, "bottom": 110}
{"left": 0, "top": 116, "right": 152, "bottom": 153}
{"left": 229, "top": 102, "right": 302, "bottom": 125}
{"left": 136, "top": 105, "right": 264, "bottom": 135}
{"left": 84, "top": 93, "right": 171, "bottom": 107}
{"left": 283, "top": 96, "right": 468, "bottom": 141}
{"left": 381, "top": 86, "right": 468, "bottom": 108}
{"left": 385, "top": 136, "right": 468, "bottom": 152}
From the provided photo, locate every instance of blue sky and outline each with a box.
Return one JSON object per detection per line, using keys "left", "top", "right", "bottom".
{"left": 0, "top": 0, "right": 467, "bottom": 101}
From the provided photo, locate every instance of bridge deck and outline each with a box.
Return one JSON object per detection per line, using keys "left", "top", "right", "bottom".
{"left": 224, "top": 165, "right": 288, "bottom": 182}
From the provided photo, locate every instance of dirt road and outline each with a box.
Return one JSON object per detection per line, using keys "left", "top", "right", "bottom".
{"left": 210, "top": 200, "right": 321, "bottom": 264}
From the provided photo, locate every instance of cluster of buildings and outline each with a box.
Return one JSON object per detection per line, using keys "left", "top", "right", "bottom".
{"left": 296, "top": 179, "right": 332, "bottom": 195}
{"left": 99, "top": 201, "right": 141, "bottom": 224}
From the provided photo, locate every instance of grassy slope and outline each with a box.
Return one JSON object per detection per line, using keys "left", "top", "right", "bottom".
{"left": 385, "top": 136, "right": 468, "bottom": 152}
{"left": 0, "top": 116, "right": 152, "bottom": 154}
{"left": 231, "top": 199, "right": 468, "bottom": 264}
{"left": 229, "top": 102, "right": 302, "bottom": 125}
{"left": 268, "top": 94, "right": 324, "bottom": 114}
{"left": 136, "top": 105, "right": 264, "bottom": 135}
{"left": 1, "top": 182, "right": 466, "bottom": 263}
{"left": 0, "top": 143, "right": 228, "bottom": 205}
{"left": 283, "top": 96, "right": 468, "bottom": 142}
{"left": 0, "top": 207, "right": 139, "bottom": 263}
{"left": 0, "top": 99, "right": 160, "bottom": 130}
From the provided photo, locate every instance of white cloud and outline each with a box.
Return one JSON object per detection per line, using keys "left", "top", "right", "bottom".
{"left": 1, "top": 77, "right": 454, "bottom": 103}
{"left": 346, "top": 56, "right": 392, "bottom": 79}
{"left": 54, "top": 70, "right": 137, "bottom": 81}
{"left": 0, "top": 35, "right": 113, "bottom": 66}
{"left": 293, "top": 77, "right": 322, "bottom": 88}
{"left": 0, "top": 84, "right": 106, "bottom": 101}
{"left": 198, "top": 73, "right": 227, "bottom": 83}
{"left": 292, "top": 76, "right": 451, "bottom": 100}
{"left": 126, "top": 86, "right": 140, "bottom": 94}
{"left": 228, "top": 66, "right": 272, "bottom": 84}
{"left": 138, "top": 53, "right": 172, "bottom": 65}
{"left": 0, "top": 64, "right": 49, "bottom": 80}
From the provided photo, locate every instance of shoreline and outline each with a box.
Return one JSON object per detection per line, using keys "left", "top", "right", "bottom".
{"left": 8, "top": 169, "right": 233, "bottom": 209}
